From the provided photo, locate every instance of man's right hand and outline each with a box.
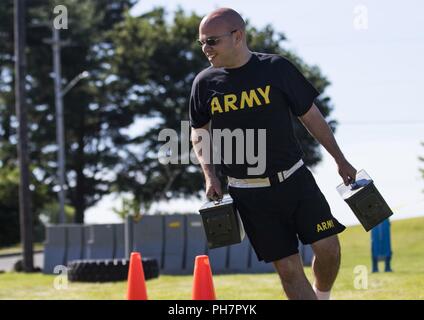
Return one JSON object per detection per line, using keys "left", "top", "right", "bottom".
{"left": 205, "top": 174, "right": 223, "bottom": 201}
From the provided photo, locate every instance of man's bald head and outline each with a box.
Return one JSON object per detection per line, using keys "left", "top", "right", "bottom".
{"left": 200, "top": 8, "right": 246, "bottom": 32}
{"left": 198, "top": 8, "right": 251, "bottom": 68}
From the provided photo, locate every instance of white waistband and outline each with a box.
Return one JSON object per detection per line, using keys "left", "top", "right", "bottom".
{"left": 228, "top": 159, "right": 304, "bottom": 188}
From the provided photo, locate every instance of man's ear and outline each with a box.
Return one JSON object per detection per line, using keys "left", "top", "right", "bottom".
{"left": 235, "top": 30, "right": 243, "bottom": 45}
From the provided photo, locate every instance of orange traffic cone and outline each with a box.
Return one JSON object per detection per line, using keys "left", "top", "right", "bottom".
{"left": 192, "top": 255, "right": 216, "bottom": 300}
{"left": 127, "top": 252, "right": 148, "bottom": 300}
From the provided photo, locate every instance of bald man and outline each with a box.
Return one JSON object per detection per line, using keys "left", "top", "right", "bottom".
{"left": 189, "top": 8, "right": 357, "bottom": 300}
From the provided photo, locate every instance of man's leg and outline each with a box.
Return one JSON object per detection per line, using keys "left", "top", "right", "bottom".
{"left": 372, "top": 256, "right": 379, "bottom": 272}
{"left": 273, "top": 253, "right": 317, "bottom": 300}
{"left": 384, "top": 256, "right": 392, "bottom": 272}
{"left": 311, "top": 235, "right": 341, "bottom": 298}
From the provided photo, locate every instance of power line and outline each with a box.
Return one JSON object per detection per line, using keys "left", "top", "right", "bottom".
{"left": 339, "top": 120, "right": 424, "bottom": 126}
{"left": 286, "top": 37, "right": 424, "bottom": 48}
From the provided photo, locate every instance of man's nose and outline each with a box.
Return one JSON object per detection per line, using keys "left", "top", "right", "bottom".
{"left": 204, "top": 46, "right": 214, "bottom": 55}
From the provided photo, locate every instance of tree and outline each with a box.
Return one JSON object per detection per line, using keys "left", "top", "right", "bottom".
{"left": 0, "top": 0, "right": 138, "bottom": 235}
{"left": 26, "top": 0, "right": 138, "bottom": 223}
{"left": 108, "top": 8, "right": 336, "bottom": 211}
{"left": 0, "top": 164, "right": 49, "bottom": 246}
{"left": 0, "top": 0, "right": 48, "bottom": 246}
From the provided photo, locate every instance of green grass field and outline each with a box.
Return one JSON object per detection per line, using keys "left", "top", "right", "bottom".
{"left": 0, "top": 216, "right": 423, "bottom": 300}
{"left": 0, "top": 243, "right": 44, "bottom": 256}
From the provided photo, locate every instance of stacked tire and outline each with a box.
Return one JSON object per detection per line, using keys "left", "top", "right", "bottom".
{"left": 67, "top": 257, "right": 159, "bottom": 282}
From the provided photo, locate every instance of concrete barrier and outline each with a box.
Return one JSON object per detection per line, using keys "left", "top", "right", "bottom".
{"left": 66, "top": 224, "right": 84, "bottom": 262}
{"left": 43, "top": 225, "right": 67, "bottom": 274}
{"left": 208, "top": 246, "right": 228, "bottom": 274}
{"left": 43, "top": 215, "right": 314, "bottom": 275}
{"left": 114, "top": 224, "right": 125, "bottom": 259}
{"left": 184, "top": 215, "right": 207, "bottom": 274}
{"left": 162, "top": 215, "right": 185, "bottom": 274}
{"left": 132, "top": 215, "right": 164, "bottom": 267}
{"left": 228, "top": 237, "right": 250, "bottom": 272}
{"left": 85, "top": 224, "right": 114, "bottom": 259}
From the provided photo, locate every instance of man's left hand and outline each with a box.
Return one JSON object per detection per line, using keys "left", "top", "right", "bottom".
{"left": 337, "top": 158, "right": 357, "bottom": 186}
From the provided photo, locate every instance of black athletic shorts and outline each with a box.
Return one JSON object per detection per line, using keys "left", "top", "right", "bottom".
{"left": 228, "top": 165, "right": 346, "bottom": 263}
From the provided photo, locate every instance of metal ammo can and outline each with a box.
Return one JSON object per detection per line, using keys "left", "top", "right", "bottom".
{"left": 337, "top": 169, "right": 393, "bottom": 231}
{"left": 199, "top": 194, "right": 245, "bottom": 249}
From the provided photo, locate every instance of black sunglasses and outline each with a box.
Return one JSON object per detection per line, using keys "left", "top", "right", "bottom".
{"left": 197, "top": 29, "right": 237, "bottom": 47}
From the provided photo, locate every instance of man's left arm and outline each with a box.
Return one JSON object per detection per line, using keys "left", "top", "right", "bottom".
{"left": 299, "top": 103, "right": 357, "bottom": 185}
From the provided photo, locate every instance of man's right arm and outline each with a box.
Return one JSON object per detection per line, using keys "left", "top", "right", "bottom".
{"left": 191, "top": 122, "right": 223, "bottom": 200}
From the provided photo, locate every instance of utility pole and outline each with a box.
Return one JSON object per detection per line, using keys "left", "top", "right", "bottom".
{"left": 14, "top": 0, "right": 33, "bottom": 272}
{"left": 44, "top": 27, "right": 87, "bottom": 224}
{"left": 52, "top": 26, "right": 66, "bottom": 224}
{"left": 44, "top": 26, "right": 69, "bottom": 224}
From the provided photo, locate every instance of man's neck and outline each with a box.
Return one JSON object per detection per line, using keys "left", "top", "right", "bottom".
{"left": 226, "top": 50, "right": 252, "bottom": 69}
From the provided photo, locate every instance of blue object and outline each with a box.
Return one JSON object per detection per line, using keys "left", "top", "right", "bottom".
{"left": 371, "top": 219, "right": 393, "bottom": 272}
{"left": 350, "top": 178, "right": 372, "bottom": 190}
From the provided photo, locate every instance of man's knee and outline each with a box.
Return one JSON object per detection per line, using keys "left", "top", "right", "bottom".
{"left": 273, "top": 254, "right": 305, "bottom": 281}
{"left": 312, "top": 235, "right": 341, "bottom": 262}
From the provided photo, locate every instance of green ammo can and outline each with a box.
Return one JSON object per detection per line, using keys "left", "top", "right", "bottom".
{"left": 337, "top": 170, "right": 393, "bottom": 232}
{"left": 199, "top": 194, "right": 245, "bottom": 249}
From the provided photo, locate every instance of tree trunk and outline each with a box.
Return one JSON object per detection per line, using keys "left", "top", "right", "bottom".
{"left": 74, "top": 164, "right": 85, "bottom": 223}
{"left": 73, "top": 113, "right": 85, "bottom": 224}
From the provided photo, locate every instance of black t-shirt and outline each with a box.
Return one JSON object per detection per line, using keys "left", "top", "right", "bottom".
{"left": 189, "top": 52, "right": 319, "bottom": 178}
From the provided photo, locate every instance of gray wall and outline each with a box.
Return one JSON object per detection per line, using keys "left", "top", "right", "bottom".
{"left": 43, "top": 214, "right": 313, "bottom": 274}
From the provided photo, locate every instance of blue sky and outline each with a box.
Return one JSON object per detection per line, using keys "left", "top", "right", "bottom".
{"left": 86, "top": 0, "right": 424, "bottom": 226}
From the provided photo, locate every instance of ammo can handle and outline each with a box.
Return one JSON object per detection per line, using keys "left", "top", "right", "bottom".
{"left": 213, "top": 199, "right": 223, "bottom": 205}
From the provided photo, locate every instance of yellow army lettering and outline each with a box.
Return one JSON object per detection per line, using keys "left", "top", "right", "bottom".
{"left": 316, "top": 219, "right": 335, "bottom": 233}
{"left": 211, "top": 85, "right": 271, "bottom": 114}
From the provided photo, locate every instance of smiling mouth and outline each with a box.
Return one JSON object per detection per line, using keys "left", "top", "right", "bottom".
{"left": 207, "top": 54, "right": 216, "bottom": 60}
